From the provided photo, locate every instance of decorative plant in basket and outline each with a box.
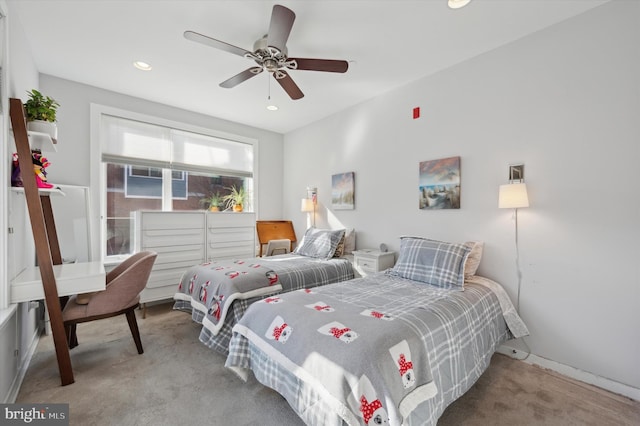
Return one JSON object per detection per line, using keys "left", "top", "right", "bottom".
{"left": 222, "top": 185, "right": 247, "bottom": 212}
{"left": 24, "top": 89, "right": 60, "bottom": 140}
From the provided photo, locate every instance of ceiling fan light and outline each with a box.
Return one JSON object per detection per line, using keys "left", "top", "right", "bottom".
{"left": 264, "top": 58, "right": 279, "bottom": 72}
{"left": 448, "top": 0, "right": 471, "bottom": 9}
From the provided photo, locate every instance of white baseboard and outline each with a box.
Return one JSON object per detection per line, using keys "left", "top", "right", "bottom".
{"left": 497, "top": 344, "right": 640, "bottom": 401}
{"left": 4, "top": 327, "right": 40, "bottom": 404}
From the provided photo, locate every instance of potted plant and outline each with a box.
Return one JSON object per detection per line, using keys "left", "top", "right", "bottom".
{"left": 24, "top": 89, "right": 60, "bottom": 140}
{"left": 201, "top": 192, "right": 223, "bottom": 212}
{"left": 222, "top": 185, "right": 246, "bottom": 212}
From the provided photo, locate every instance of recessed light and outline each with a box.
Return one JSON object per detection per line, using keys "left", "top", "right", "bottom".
{"left": 448, "top": 0, "right": 471, "bottom": 9}
{"left": 133, "top": 61, "right": 152, "bottom": 71}
{"left": 266, "top": 105, "right": 278, "bottom": 111}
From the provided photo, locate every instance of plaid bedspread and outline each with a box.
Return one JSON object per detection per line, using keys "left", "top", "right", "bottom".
{"left": 226, "top": 274, "right": 528, "bottom": 426}
{"left": 173, "top": 253, "right": 354, "bottom": 355}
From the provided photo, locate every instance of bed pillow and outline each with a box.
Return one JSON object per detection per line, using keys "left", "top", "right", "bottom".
{"left": 463, "top": 241, "right": 484, "bottom": 278}
{"left": 343, "top": 228, "right": 356, "bottom": 254}
{"left": 294, "top": 228, "right": 346, "bottom": 260}
{"left": 333, "top": 234, "right": 346, "bottom": 258}
{"left": 387, "top": 236, "right": 470, "bottom": 290}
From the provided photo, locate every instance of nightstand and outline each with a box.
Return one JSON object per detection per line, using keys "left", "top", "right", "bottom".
{"left": 352, "top": 249, "right": 395, "bottom": 277}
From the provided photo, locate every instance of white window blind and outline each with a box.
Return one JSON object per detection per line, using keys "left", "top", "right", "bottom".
{"left": 100, "top": 114, "right": 253, "bottom": 178}
{"left": 171, "top": 129, "right": 253, "bottom": 177}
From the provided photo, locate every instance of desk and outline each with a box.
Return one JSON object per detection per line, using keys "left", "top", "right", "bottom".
{"left": 10, "top": 261, "right": 105, "bottom": 304}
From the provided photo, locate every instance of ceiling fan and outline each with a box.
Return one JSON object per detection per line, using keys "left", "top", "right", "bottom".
{"left": 184, "top": 4, "right": 349, "bottom": 100}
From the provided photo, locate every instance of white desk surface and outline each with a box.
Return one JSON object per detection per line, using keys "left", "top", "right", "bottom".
{"left": 10, "top": 261, "right": 105, "bottom": 304}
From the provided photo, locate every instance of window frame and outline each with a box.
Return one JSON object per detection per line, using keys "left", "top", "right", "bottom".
{"left": 90, "top": 104, "right": 259, "bottom": 263}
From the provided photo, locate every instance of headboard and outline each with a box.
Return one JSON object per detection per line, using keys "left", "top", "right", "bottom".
{"left": 256, "top": 220, "right": 297, "bottom": 257}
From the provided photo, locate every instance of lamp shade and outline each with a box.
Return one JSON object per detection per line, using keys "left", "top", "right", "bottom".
{"left": 499, "top": 183, "right": 529, "bottom": 209}
{"left": 301, "top": 198, "right": 315, "bottom": 212}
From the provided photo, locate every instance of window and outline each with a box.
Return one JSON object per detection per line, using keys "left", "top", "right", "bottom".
{"left": 95, "top": 107, "right": 256, "bottom": 259}
{"left": 124, "top": 166, "right": 187, "bottom": 199}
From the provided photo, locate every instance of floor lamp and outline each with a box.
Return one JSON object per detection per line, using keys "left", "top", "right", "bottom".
{"left": 498, "top": 181, "right": 529, "bottom": 312}
{"left": 499, "top": 172, "right": 531, "bottom": 360}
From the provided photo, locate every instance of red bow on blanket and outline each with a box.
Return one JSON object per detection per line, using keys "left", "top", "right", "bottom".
{"left": 314, "top": 305, "right": 331, "bottom": 311}
{"left": 360, "top": 395, "right": 383, "bottom": 424}
{"left": 273, "top": 323, "right": 288, "bottom": 340}
{"left": 371, "top": 311, "right": 384, "bottom": 318}
{"left": 398, "top": 354, "right": 413, "bottom": 376}
{"left": 330, "top": 327, "right": 350, "bottom": 338}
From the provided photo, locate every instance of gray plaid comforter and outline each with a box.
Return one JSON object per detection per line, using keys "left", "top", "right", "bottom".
{"left": 173, "top": 253, "right": 354, "bottom": 355}
{"left": 225, "top": 274, "right": 528, "bottom": 426}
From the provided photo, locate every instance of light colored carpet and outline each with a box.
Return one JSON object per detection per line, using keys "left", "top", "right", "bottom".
{"left": 16, "top": 302, "right": 640, "bottom": 425}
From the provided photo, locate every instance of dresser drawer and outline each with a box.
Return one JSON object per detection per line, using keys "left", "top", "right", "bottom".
{"left": 152, "top": 246, "right": 205, "bottom": 267}
{"left": 354, "top": 257, "right": 378, "bottom": 275}
{"left": 146, "top": 267, "right": 191, "bottom": 289}
{"left": 207, "top": 227, "right": 254, "bottom": 244}
{"left": 141, "top": 228, "right": 205, "bottom": 247}
{"left": 207, "top": 241, "right": 255, "bottom": 260}
{"left": 206, "top": 212, "right": 255, "bottom": 227}
{"left": 140, "top": 211, "right": 205, "bottom": 230}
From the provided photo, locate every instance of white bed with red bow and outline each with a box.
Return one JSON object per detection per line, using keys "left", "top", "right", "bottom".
{"left": 225, "top": 237, "right": 529, "bottom": 425}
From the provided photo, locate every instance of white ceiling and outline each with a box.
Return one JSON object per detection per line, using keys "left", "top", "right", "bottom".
{"left": 11, "top": 0, "right": 608, "bottom": 134}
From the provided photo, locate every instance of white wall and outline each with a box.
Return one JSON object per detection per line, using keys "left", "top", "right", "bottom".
{"left": 1, "top": 0, "right": 41, "bottom": 402}
{"left": 284, "top": 0, "right": 639, "bottom": 393}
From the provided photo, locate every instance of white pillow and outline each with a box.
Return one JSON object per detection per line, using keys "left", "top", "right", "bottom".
{"left": 463, "top": 241, "right": 484, "bottom": 277}
{"left": 343, "top": 228, "right": 356, "bottom": 254}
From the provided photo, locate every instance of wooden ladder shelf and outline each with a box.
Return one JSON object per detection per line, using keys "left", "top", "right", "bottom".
{"left": 10, "top": 98, "right": 75, "bottom": 385}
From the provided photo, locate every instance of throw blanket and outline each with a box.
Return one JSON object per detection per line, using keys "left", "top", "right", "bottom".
{"left": 174, "top": 260, "right": 281, "bottom": 335}
{"left": 227, "top": 274, "right": 529, "bottom": 425}
{"left": 174, "top": 254, "right": 355, "bottom": 355}
{"left": 232, "top": 287, "right": 439, "bottom": 425}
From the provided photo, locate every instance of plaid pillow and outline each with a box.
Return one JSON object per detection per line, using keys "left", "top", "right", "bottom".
{"left": 387, "top": 237, "right": 470, "bottom": 290}
{"left": 294, "top": 228, "right": 345, "bottom": 260}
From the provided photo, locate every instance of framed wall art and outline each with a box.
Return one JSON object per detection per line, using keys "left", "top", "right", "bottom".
{"left": 331, "top": 172, "right": 355, "bottom": 210}
{"left": 419, "top": 156, "right": 461, "bottom": 209}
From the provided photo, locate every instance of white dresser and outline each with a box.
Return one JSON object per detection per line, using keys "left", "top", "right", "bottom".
{"left": 205, "top": 212, "right": 256, "bottom": 261}
{"left": 133, "top": 211, "right": 255, "bottom": 303}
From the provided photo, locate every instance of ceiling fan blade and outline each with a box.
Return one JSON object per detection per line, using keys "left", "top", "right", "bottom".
{"left": 184, "top": 30, "right": 251, "bottom": 57}
{"left": 289, "top": 58, "right": 349, "bottom": 73}
{"left": 274, "top": 71, "right": 304, "bottom": 100}
{"left": 220, "top": 67, "right": 263, "bottom": 88}
{"left": 266, "top": 5, "right": 295, "bottom": 53}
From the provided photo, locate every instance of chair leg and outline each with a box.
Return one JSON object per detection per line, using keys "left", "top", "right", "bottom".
{"left": 125, "top": 308, "right": 144, "bottom": 354}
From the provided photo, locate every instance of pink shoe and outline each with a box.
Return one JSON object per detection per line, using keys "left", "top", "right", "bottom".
{"left": 35, "top": 174, "right": 54, "bottom": 189}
